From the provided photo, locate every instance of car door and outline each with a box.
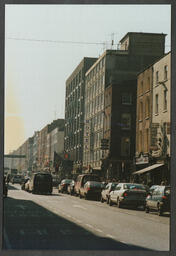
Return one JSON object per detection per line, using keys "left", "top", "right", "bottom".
{"left": 112, "top": 184, "right": 121, "bottom": 202}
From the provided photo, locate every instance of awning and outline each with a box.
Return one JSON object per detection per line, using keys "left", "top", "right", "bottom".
{"left": 132, "top": 163, "right": 164, "bottom": 175}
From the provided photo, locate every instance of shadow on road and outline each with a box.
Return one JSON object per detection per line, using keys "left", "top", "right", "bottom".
{"left": 3, "top": 197, "right": 152, "bottom": 250}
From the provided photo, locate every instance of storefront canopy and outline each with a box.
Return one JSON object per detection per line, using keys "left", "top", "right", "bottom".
{"left": 132, "top": 163, "right": 164, "bottom": 175}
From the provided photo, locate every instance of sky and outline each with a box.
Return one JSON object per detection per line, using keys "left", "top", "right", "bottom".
{"left": 4, "top": 4, "right": 171, "bottom": 154}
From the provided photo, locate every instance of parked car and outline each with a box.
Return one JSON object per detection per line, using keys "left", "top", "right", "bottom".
{"left": 3, "top": 177, "right": 8, "bottom": 197}
{"left": 145, "top": 185, "right": 170, "bottom": 216}
{"left": 101, "top": 182, "right": 119, "bottom": 204}
{"left": 74, "top": 174, "right": 101, "bottom": 197}
{"left": 52, "top": 175, "right": 60, "bottom": 187}
{"left": 109, "top": 183, "right": 147, "bottom": 209}
{"left": 28, "top": 172, "right": 53, "bottom": 194}
{"left": 21, "top": 177, "right": 30, "bottom": 190}
{"left": 82, "top": 181, "right": 102, "bottom": 200}
{"left": 11, "top": 174, "right": 23, "bottom": 184}
{"left": 67, "top": 180, "right": 75, "bottom": 195}
{"left": 58, "top": 179, "right": 73, "bottom": 193}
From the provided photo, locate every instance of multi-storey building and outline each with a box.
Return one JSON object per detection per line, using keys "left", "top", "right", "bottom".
{"left": 64, "top": 57, "right": 97, "bottom": 173}
{"left": 83, "top": 32, "right": 166, "bottom": 179}
{"left": 38, "top": 125, "right": 49, "bottom": 170}
{"left": 151, "top": 52, "right": 171, "bottom": 183}
{"left": 135, "top": 65, "right": 153, "bottom": 167}
{"left": 32, "top": 131, "right": 40, "bottom": 171}
{"left": 46, "top": 119, "right": 64, "bottom": 172}
{"left": 133, "top": 52, "right": 170, "bottom": 185}
{"left": 103, "top": 80, "right": 137, "bottom": 180}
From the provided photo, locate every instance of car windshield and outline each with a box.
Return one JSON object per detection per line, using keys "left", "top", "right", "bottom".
{"left": 124, "top": 184, "right": 146, "bottom": 190}
{"left": 63, "top": 179, "right": 72, "bottom": 184}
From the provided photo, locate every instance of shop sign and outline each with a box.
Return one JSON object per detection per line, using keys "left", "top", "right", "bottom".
{"left": 136, "top": 153, "right": 149, "bottom": 165}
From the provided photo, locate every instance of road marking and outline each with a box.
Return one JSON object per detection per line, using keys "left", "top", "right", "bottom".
{"left": 95, "top": 228, "right": 103, "bottom": 233}
{"left": 4, "top": 228, "right": 12, "bottom": 249}
{"left": 73, "top": 204, "right": 87, "bottom": 210}
{"left": 85, "top": 223, "right": 94, "bottom": 229}
{"left": 119, "top": 240, "right": 126, "bottom": 243}
{"left": 75, "top": 219, "right": 82, "bottom": 224}
{"left": 106, "top": 234, "right": 115, "bottom": 239}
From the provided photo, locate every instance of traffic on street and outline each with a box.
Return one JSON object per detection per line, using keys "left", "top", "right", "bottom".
{"left": 3, "top": 180, "right": 170, "bottom": 251}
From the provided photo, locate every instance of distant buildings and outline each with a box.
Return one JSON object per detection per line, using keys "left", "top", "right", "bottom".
{"left": 8, "top": 119, "right": 64, "bottom": 175}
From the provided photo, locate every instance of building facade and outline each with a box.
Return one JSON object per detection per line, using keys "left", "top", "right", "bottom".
{"left": 135, "top": 66, "right": 153, "bottom": 167}
{"left": 83, "top": 32, "right": 166, "bottom": 178}
{"left": 64, "top": 57, "right": 97, "bottom": 173}
{"left": 151, "top": 52, "right": 171, "bottom": 183}
{"left": 133, "top": 52, "right": 170, "bottom": 185}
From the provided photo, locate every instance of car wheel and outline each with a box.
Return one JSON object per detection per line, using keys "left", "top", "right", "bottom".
{"left": 145, "top": 206, "right": 149, "bottom": 213}
{"left": 158, "top": 204, "right": 163, "bottom": 216}
{"left": 117, "top": 198, "right": 122, "bottom": 208}
{"left": 109, "top": 198, "right": 113, "bottom": 206}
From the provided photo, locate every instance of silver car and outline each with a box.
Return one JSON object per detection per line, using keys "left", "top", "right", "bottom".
{"left": 109, "top": 183, "right": 147, "bottom": 209}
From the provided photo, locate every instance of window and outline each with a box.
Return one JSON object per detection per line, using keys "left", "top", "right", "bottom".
{"left": 121, "top": 137, "right": 130, "bottom": 156}
{"left": 121, "top": 113, "right": 131, "bottom": 129}
{"left": 145, "top": 97, "right": 150, "bottom": 118}
{"left": 122, "top": 93, "right": 132, "bottom": 105}
{"left": 141, "top": 81, "right": 143, "bottom": 94}
{"left": 156, "top": 71, "right": 159, "bottom": 84}
{"left": 163, "top": 90, "right": 167, "bottom": 111}
{"left": 139, "top": 102, "right": 143, "bottom": 120}
{"left": 164, "top": 65, "right": 168, "bottom": 80}
{"left": 147, "top": 77, "right": 150, "bottom": 91}
{"left": 155, "top": 94, "right": 159, "bottom": 114}
{"left": 145, "top": 128, "right": 149, "bottom": 151}
{"left": 139, "top": 131, "right": 142, "bottom": 152}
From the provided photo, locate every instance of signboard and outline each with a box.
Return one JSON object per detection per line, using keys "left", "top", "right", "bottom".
{"left": 135, "top": 153, "right": 149, "bottom": 165}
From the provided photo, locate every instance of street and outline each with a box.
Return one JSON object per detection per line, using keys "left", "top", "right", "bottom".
{"left": 3, "top": 184, "right": 170, "bottom": 251}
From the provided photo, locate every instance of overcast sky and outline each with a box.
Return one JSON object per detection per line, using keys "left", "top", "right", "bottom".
{"left": 4, "top": 4, "right": 171, "bottom": 154}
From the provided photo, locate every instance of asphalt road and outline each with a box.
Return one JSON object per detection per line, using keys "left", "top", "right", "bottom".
{"left": 3, "top": 184, "right": 170, "bottom": 251}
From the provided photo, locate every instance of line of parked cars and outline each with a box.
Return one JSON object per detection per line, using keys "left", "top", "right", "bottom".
{"left": 58, "top": 174, "right": 170, "bottom": 216}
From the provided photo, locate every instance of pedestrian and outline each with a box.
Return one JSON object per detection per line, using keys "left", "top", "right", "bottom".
{"left": 160, "top": 181, "right": 165, "bottom": 186}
